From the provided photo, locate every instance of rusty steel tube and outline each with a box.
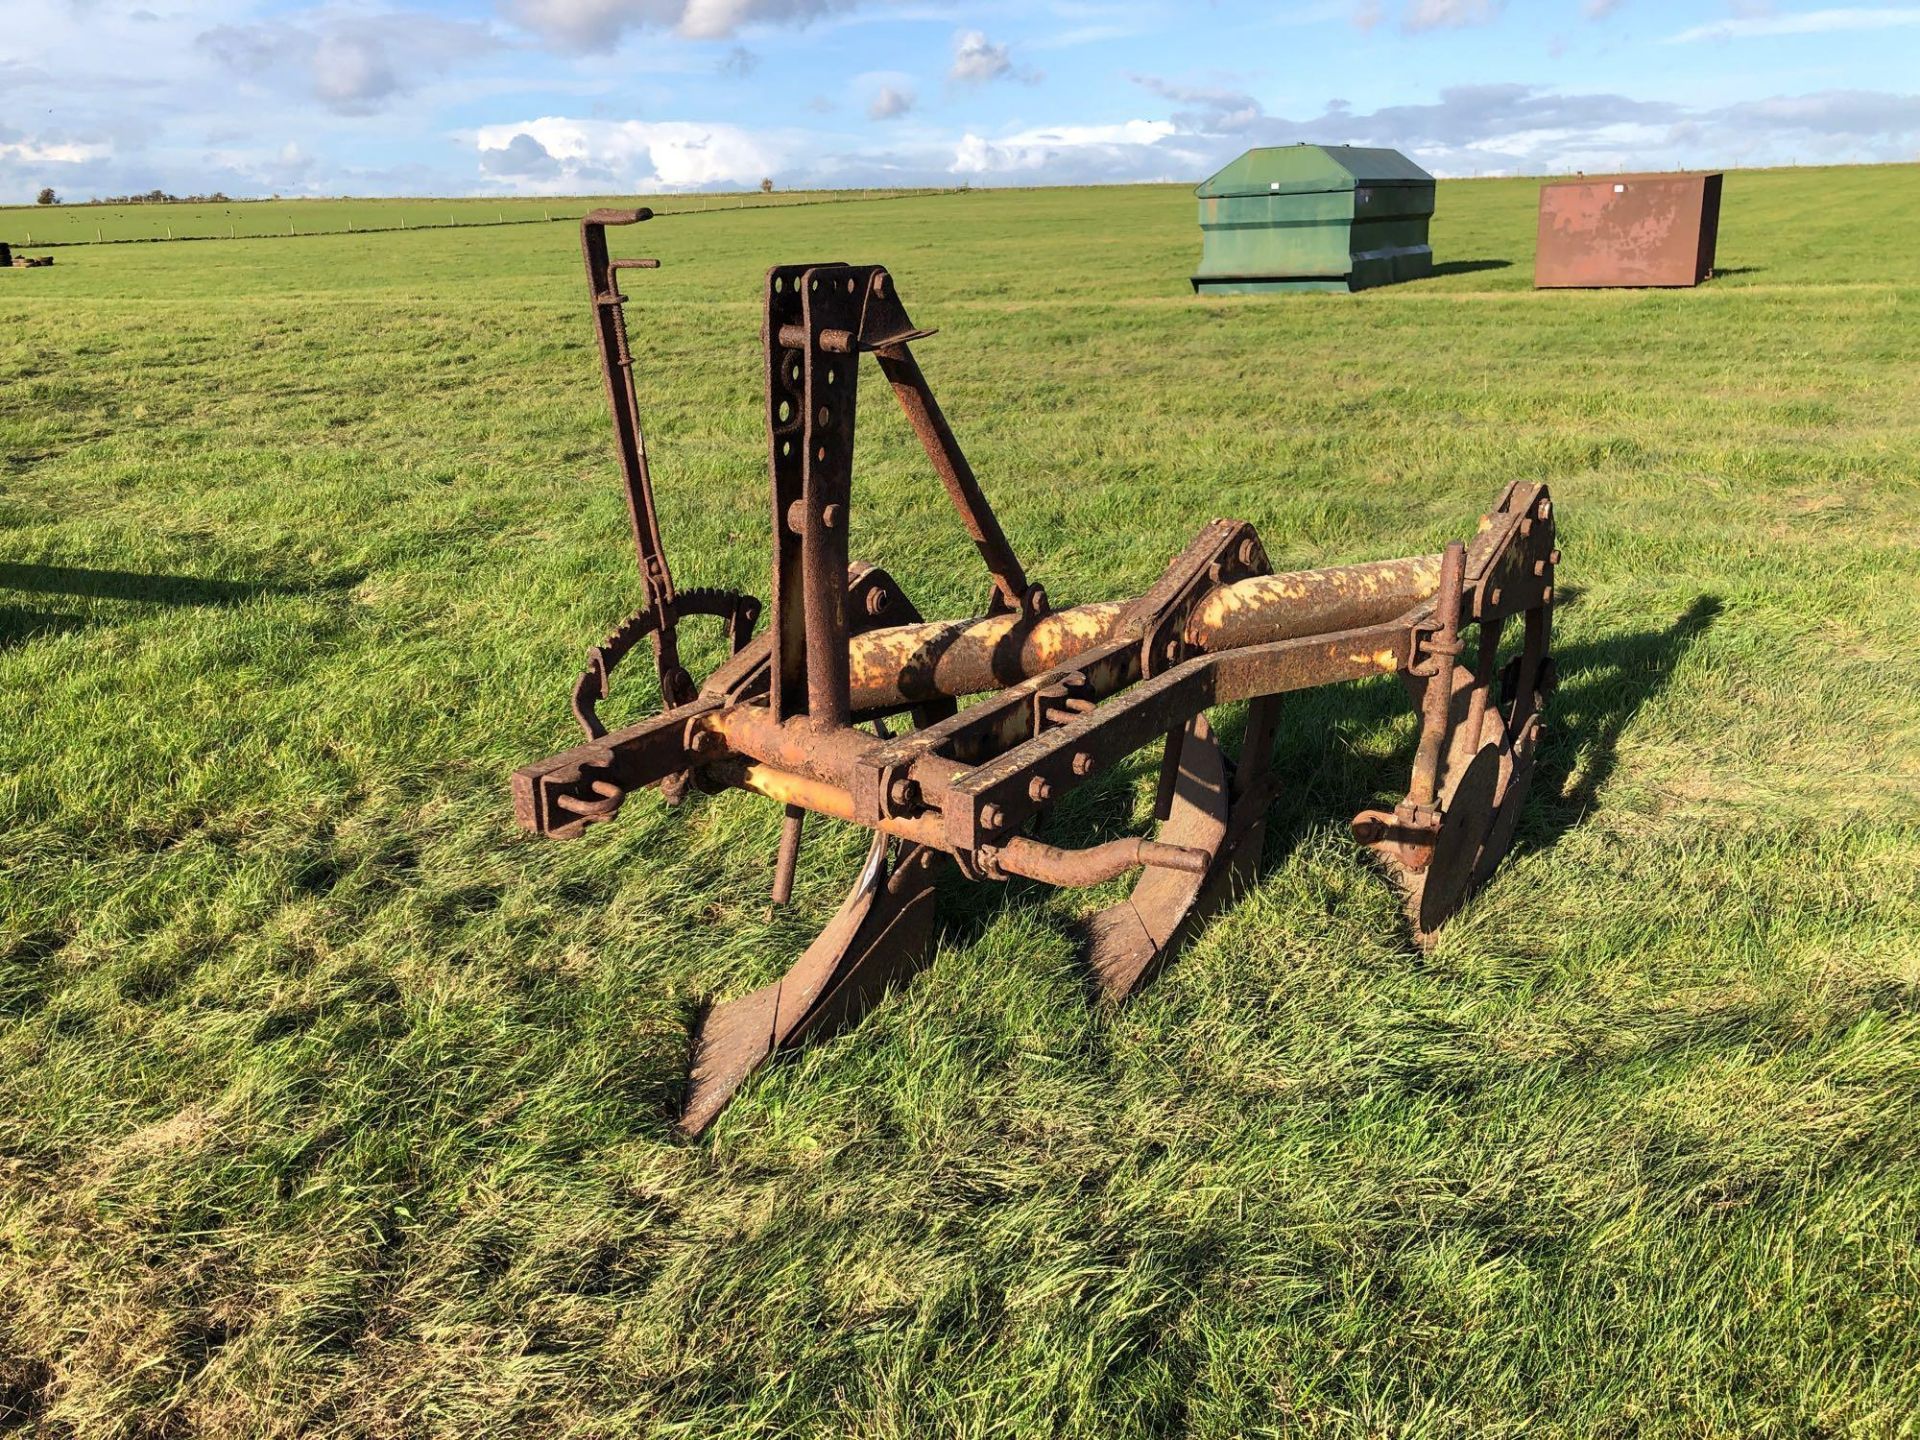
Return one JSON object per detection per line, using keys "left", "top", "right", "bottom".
{"left": 991, "top": 835, "right": 1210, "bottom": 887}
{"left": 1185, "top": 555, "right": 1443, "bottom": 653}
{"left": 873, "top": 344, "right": 1030, "bottom": 613}
{"left": 726, "top": 761, "right": 948, "bottom": 849}
{"left": 849, "top": 602, "right": 1127, "bottom": 711}
{"left": 1407, "top": 542, "right": 1467, "bottom": 811}
{"left": 846, "top": 555, "right": 1442, "bottom": 710}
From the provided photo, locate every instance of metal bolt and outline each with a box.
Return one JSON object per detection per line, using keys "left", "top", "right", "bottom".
{"left": 888, "top": 777, "right": 920, "bottom": 812}
{"left": 1536, "top": 498, "right": 1552, "bottom": 522}
{"left": 1071, "top": 751, "right": 1095, "bottom": 777}
{"left": 980, "top": 804, "right": 1005, "bottom": 832}
{"left": 865, "top": 587, "right": 891, "bottom": 617}
{"left": 821, "top": 503, "right": 843, "bottom": 530}
{"left": 1542, "top": 586, "right": 1554, "bottom": 603}
{"left": 1533, "top": 560, "right": 1547, "bottom": 577}
{"left": 785, "top": 499, "right": 807, "bottom": 534}
{"left": 688, "top": 728, "right": 722, "bottom": 757}
{"left": 1549, "top": 549, "right": 1562, "bottom": 566}
{"left": 1519, "top": 518, "right": 1534, "bottom": 538}
{"left": 1490, "top": 587, "right": 1503, "bottom": 607}
{"left": 1237, "top": 537, "right": 1258, "bottom": 567}
{"left": 1164, "top": 639, "right": 1181, "bottom": 663}
{"left": 1028, "top": 776, "right": 1053, "bottom": 804}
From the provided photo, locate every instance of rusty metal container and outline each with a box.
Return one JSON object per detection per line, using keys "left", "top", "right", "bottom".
{"left": 1534, "top": 172, "right": 1722, "bottom": 288}
{"left": 1191, "top": 145, "right": 1434, "bottom": 295}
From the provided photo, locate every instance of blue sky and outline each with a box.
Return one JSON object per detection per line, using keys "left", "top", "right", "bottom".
{"left": 4, "top": 0, "right": 1918, "bottom": 200}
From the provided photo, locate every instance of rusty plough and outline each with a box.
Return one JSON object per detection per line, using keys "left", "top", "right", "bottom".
{"left": 513, "top": 209, "right": 1560, "bottom": 1136}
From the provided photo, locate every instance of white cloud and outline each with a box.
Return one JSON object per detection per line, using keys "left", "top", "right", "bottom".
{"left": 0, "top": 137, "right": 113, "bottom": 165}
{"left": 197, "top": 11, "right": 497, "bottom": 114}
{"left": 473, "top": 115, "right": 783, "bottom": 190}
{"left": 504, "top": 0, "right": 846, "bottom": 48}
{"left": 7, "top": 0, "right": 1920, "bottom": 205}
{"left": 1403, "top": 0, "right": 1500, "bottom": 31}
{"left": 479, "top": 131, "right": 562, "bottom": 177}
{"left": 957, "top": 81, "right": 1920, "bottom": 184}
{"left": 949, "top": 29, "right": 1012, "bottom": 83}
{"left": 1715, "top": 88, "right": 1920, "bottom": 136}
{"left": 951, "top": 119, "right": 1184, "bottom": 178}
{"left": 868, "top": 84, "right": 916, "bottom": 119}
{"left": 1131, "top": 75, "right": 1263, "bottom": 131}
{"left": 297, "top": 79, "right": 1920, "bottom": 199}
{"left": 311, "top": 32, "right": 400, "bottom": 108}
{"left": 1666, "top": 6, "right": 1920, "bottom": 43}
{"left": 1583, "top": 0, "right": 1622, "bottom": 17}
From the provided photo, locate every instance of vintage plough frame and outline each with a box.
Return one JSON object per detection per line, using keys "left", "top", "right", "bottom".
{"left": 514, "top": 209, "right": 1560, "bottom": 1136}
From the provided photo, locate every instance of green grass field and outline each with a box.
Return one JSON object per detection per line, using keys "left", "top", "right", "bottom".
{"left": 3, "top": 166, "right": 1918, "bottom": 1437}
{"left": 0, "top": 189, "right": 952, "bottom": 247}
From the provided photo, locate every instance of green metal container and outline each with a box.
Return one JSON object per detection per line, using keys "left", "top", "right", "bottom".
{"left": 1191, "top": 145, "right": 1435, "bottom": 295}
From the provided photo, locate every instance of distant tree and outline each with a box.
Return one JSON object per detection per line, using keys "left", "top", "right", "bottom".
{"left": 760, "top": 177, "right": 774, "bottom": 193}
{"left": 36, "top": 187, "right": 57, "bottom": 206}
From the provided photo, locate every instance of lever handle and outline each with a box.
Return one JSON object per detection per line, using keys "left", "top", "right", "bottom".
{"left": 580, "top": 204, "right": 681, "bottom": 698}
{"left": 582, "top": 207, "right": 654, "bottom": 228}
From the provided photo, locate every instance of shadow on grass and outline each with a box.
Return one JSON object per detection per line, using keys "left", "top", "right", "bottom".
{"left": 1425, "top": 259, "right": 1514, "bottom": 278}
{"left": 650, "top": 596, "right": 1721, "bottom": 1133}
{"left": 0, "top": 563, "right": 362, "bottom": 653}
{"left": 939, "top": 593, "right": 1722, "bottom": 961}
{"left": 0, "top": 606, "right": 89, "bottom": 652}
{"left": 0, "top": 562, "right": 287, "bottom": 606}
{"left": 1527, "top": 594, "right": 1721, "bottom": 851}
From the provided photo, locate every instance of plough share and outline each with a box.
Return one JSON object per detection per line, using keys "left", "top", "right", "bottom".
{"left": 513, "top": 209, "right": 1560, "bottom": 1136}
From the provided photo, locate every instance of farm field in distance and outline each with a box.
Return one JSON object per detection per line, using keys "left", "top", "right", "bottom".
{"left": 2, "top": 166, "right": 1917, "bottom": 1437}
{"left": 0, "top": 188, "right": 952, "bottom": 246}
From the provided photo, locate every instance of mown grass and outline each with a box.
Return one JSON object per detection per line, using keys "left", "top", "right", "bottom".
{"left": 0, "top": 189, "right": 955, "bottom": 247}
{"left": 1, "top": 166, "right": 1917, "bottom": 1437}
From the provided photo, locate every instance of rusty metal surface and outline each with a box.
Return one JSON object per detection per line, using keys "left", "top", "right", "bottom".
{"left": 841, "top": 554, "right": 1443, "bottom": 712}
{"left": 1535, "top": 172, "right": 1722, "bottom": 288}
{"left": 513, "top": 254, "right": 1562, "bottom": 1136}
{"left": 571, "top": 210, "right": 759, "bottom": 745}
{"left": 681, "top": 833, "right": 942, "bottom": 1137}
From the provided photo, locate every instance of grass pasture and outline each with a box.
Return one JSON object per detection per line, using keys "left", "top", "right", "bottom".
{"left": 2, "top": 167, "right": 1919, "bottom": 1436}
